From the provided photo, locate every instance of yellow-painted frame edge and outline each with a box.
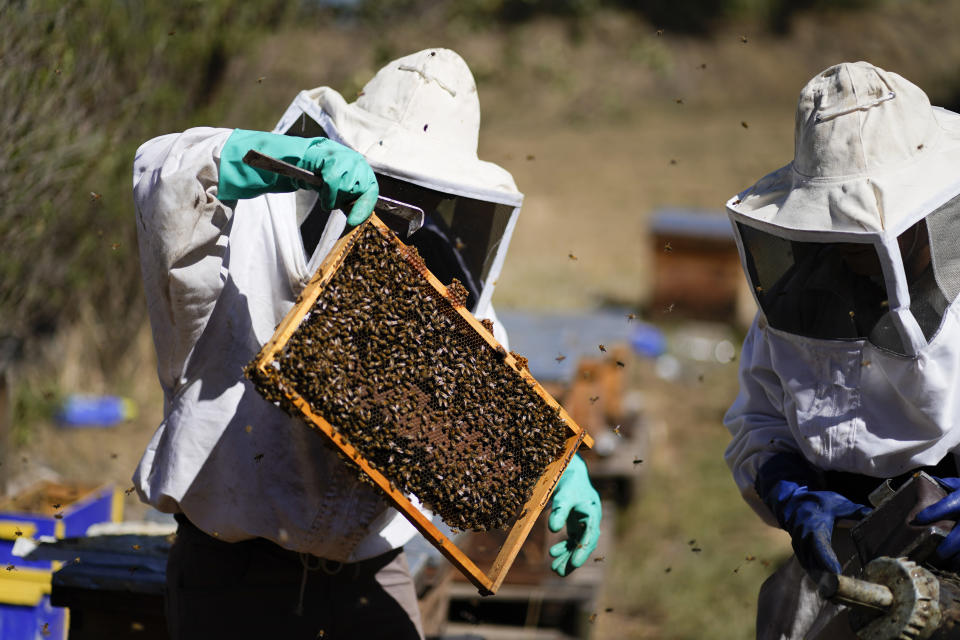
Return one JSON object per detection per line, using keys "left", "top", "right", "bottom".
{"left": 0, "top": 567, "right": 52, "bottom": 606}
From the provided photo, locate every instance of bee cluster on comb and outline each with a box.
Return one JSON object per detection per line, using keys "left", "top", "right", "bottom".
{"left": 247, "top": 222, "right": 568, "bottom": 531}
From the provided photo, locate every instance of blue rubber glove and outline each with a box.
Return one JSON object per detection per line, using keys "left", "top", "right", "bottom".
{"left": 548, "top": 454, "right": 602, "bottom": 577}
{"left": 912, "top": 476, "right": 960, "bottom": 562}
{"left": 218, "top": 129, "right": 379, "bottom": 225}
{"left": 756, "top": 452, "right": 870, "bottom": 575}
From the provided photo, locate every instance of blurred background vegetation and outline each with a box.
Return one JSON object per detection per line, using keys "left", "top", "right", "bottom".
{"left": 5, "top": 0, "right": 960, "bottom": 637}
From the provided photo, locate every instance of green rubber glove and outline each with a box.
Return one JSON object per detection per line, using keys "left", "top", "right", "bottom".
{"left": 218, "top": 129, "right": 379, "bottom": 226}
{"left": 548, "top": 454, "right": 602, "bottom": 576}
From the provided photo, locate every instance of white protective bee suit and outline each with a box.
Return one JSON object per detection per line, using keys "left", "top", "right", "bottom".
{"left": 133, "top": 49, "right": 522, "bottom": 638}
{"left": 723, "top": 61, "right": 960, "bottom": 639}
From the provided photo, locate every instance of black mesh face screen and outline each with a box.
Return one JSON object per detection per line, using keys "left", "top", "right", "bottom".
{"left": 738, "top": 223, "right": 892, "bottom": 342}
{"left": 247, "top": 223, "right": 567, "bottom": 532}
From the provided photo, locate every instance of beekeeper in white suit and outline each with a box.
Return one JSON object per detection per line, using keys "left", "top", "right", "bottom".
{"left": 724, "top": 61, "right": 960, "bottom": 639}
{"left": 133, "top": 48, "right": 602, "bottom": 639}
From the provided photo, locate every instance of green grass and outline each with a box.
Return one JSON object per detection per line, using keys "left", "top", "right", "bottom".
{"left": 593, "top": 361, "right": 792, "bottom": 639}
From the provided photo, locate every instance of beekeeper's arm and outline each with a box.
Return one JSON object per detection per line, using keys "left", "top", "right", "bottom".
{"left": 725, "top": 317, "right": 870, "bottom": 575}
{"left": 132, "top": 128, "right": 377, "bottom": 392}
{"left": 548, "top": 454, "right": 602, "bottom": 576}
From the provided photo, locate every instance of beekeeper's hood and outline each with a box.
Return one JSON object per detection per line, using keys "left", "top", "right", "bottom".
{"left": 728, "top": 61, "right": 960, "bottom": 357}
{"left": 273, "top": 48, "right": 522, "bottom": 317}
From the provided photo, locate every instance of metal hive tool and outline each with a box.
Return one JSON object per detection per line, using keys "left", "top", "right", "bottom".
{"left": 246, "top": 214, "right": 592, "bottom": 594}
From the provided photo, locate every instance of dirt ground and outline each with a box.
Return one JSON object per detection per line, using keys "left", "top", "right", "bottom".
{"left": 10, "top": 3, "right": 960, "bottom": 637}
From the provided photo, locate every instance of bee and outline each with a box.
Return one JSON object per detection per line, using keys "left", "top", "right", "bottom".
{"left": 593, "top": 555, "right": 605, "bottom": 562}
{"left": 54, "top": 67, "right": 62, "bottom": 75}
{"left": 616, "top": 360, "right": 625, "bottom": 368}
{"left": 588, "top": 613, "right": 598, "bottom": 624}
{"left": 14, "top": 528, "right": 22, "bottom": 537}
{"left": 589, "top": 396, "right": 599, "bottom": 404}
{"left": 254, "top": 453, "right": 264, "bottom": 463}
{"left": 568, "top": 252, "right": 578, "bottom": 261}
{"left": 131, "top": 544, "right": 141, "bottom": 551}
{"left": 633, "top": 457, "right": 643, "bottom": 465}
{"left": 89, "top": 191, "right": 102, "bottom": 202}
{"left": 5, "top": 564, "right": 15, "bottom": 571}
{"left": 741, "top": 121, "right": 749, "bottom": 129}
{"left": 257, "top": 76, "right": 266, "bottom": 83}
{"left": 526, "top": 154, "right": 535, "bottom": 161}
{"left": 454, "top": 237, "right": 466, "bottom": 251}
{"left": 168, "top": 30, "right": 175, "bottom": 36}
{"left": 698, "top": 63, "right": 707, "bottom": 69}
{"left": 54, "top": 512, "right": 64, "bottom": 520}
{"left": 110, "top": 452, "right": 118, "bottom": 459}
{"left": 665, "top": 303, "right": 675, "bottom": 313}
{"left": 918, "top": 144, "right": 925, "bottom": 151}
{"left": 111, "top": 243, "right": 121, "bottom": 251}
{"left": 669, "top": 159, "right": 677, "bottom": 165}
{"left": 598, "top": 344, "right": 607, "bottom": 353}
{"left": 665, "top": 566, "right": 672, "bottom": 573}
{"left": 675, "top": 98, "right": 684, "bottom": 105}
{"left": 125, "top": 486, "right": 136, "bottom": 496}
{"left": 691, "top": 547, "right": 702, "bottom": 553}
{"left": 739, "top": 35, "right": 748, "bottom": 43}
{"left": 245, "top": 425, "right": 253, "bottom": 433}
{"left": 555, "top": 354, "right": 566, "bottom": 363}
{"left": 41, "top": 622, "right": 50, "bottom": 636}
{"left": 605, "top": 607, "right": 614, "bottom": 613}
{"left": 317, "top": 631, "right": 325, "bottom": 638}
{"left": 626, "top": 313, "right": 636, "bottom": 322}
{"left": 656, "top": 28, "right": 664, "bottom": 36}
{"left": 613, "top": 425, "right": 622, "bottom": 437}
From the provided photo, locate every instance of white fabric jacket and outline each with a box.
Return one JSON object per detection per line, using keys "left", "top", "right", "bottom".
{"left": 132, "top": 126, "right": 511, "bottom": 561}
{"left": 725, "top": 308, "right": 960, "bottom": 525}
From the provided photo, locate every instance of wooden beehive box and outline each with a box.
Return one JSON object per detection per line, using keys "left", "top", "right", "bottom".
{"left": 246, "top": 214, "right": 592, "bottom": 595}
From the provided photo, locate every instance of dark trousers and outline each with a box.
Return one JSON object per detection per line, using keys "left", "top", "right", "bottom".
{"left": 165, "top": 515, "right": 424, "bottom": 640}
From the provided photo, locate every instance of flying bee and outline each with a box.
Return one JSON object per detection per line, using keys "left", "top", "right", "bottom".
{"left": 568, "top": 252, "right": 578, "bottom": 261}
{"left": 656, "top": 28, "right": 664, "bottom": 36}
{"left": 89, "top": 191, "right": 102, "bottom": 202}
{"left": 663, "top": 242, "right": 673, "bottom": 252}
{"left": 131, "top": 544, "right": 141, "bottom": 551}
{"left": 626, "top": 313, "right": 636, "bottom": 322}
{"left": 257, "top": 76, "right": 266, "bottom": 83}
{"left": 589, "top": 396, "right": 599, "bottom": 404}
{"left": 739, "top": 35, "right": 748, "bottom": 43}
{"left": 254, "top": 453, "right": 264, "bottom": 463}
{"left": 675, "top": 98, "right": 684, "bottom": 105}
{"left": 598, "top": 344, "right": 606, "bottom": 352}
{"left": 54, "top": 512, "right": 64, "bottom": 520}
{"left": 588, "top": 613, "right": 598, "bottom": 624}
{"left": 556, "top": 354, "right": 566, "bottom": 363}
{"left": 613, "top": 425, "right": 622, "bottom": 437}
{"left": 633, "top": 457, "right": 643, "bottom": 465}
{"left": 741, "top": 121, "right": 749, "bottom": 129}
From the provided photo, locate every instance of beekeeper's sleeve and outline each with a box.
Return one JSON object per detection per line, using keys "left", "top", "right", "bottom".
{"left": 724, "top": 315, "right": 800, "bottom": 526}
{"left": 132, "top": 127, "right": 236, "bottom": 395}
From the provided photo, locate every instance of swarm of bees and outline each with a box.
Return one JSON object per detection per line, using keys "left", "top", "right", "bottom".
{"left": 248, "top": 223, "right": 568, "bottom": 531}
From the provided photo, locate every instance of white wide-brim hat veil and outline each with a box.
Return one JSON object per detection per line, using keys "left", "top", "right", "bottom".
{"left": 274, "top": 48, "right": 523, "bottom": 207}
{"left": 728, "top": 61, "right": 960, "bottom": 238}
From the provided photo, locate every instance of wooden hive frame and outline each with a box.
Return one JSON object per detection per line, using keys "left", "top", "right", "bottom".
{"left": 248, "top": 214, "right": 593, "bottom": 595}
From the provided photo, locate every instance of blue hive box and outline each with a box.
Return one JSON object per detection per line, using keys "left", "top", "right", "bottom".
{"left": 0, "top": 483, "right": 122, "bottom": 639}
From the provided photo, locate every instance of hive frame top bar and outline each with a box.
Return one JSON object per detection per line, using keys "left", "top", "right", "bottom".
{"left": 248, "top": 214, "right": 592, "bottom": 594}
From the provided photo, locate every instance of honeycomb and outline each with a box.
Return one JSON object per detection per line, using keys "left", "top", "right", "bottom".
{"left": 247, "top": 221, "right": 568, "bottom": 531}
